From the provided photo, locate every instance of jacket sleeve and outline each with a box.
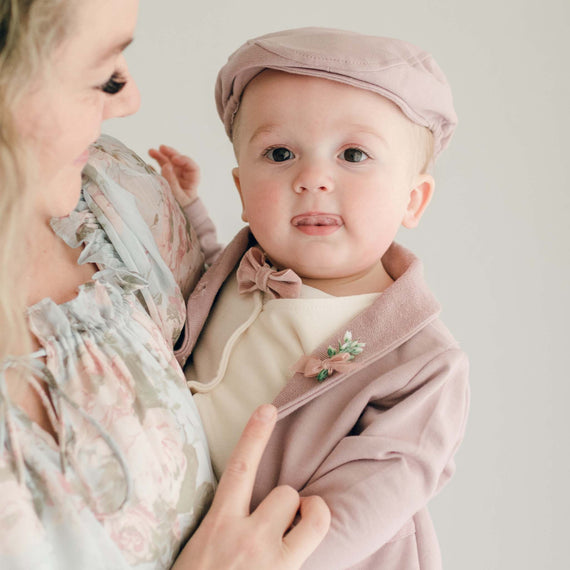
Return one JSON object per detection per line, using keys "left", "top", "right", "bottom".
{"left": 299, "top": 348, "right": 469, "bottom": 569}
{"left": 182, "top": 199, "right": 224, "bottom": 266}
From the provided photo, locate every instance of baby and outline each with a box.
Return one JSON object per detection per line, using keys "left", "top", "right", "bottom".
{"left": 155, "top": 28, "right": 469, "bottom": 570}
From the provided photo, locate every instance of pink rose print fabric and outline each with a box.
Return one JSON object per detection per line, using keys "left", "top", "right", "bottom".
{"left": 0, "top": 136, "right": 215, "bottom": 569}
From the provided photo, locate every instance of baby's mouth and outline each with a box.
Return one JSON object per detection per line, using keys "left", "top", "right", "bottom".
{"left": 291, "top": 213, "right": 343, "bottom": 227}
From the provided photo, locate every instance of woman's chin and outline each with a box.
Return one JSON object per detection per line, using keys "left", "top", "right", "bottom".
{"left": 40, "top": 171, "right": 83, "bottom": 219}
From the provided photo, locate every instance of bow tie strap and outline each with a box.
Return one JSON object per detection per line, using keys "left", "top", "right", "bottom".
{"left": 237, "top": 247, "right": 302, "bottom": 300}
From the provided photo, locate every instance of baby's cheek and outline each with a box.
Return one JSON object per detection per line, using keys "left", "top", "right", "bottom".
{"left": 247, "top": 192, "right": 280, "bottom": 223}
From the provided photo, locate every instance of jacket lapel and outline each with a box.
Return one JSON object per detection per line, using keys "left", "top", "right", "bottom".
{"left": 272, "top": 242, "right": 441, "bottom": 419}
{"left": 175, "top": 227, "right": 253, "bottom": 366}
{"left": 176, "top": 229, "right": 441, "bottom": 420}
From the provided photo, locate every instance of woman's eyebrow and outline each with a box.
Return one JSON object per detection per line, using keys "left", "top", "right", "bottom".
{"left": 93, "top": 38, "right": 134, "bottom": 66}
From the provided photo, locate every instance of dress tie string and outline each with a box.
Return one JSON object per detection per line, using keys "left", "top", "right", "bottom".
{"left": 0, "top": 354, "right": 132, "bottom": 515}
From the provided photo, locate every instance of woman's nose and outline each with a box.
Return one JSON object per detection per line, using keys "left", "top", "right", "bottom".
{"left": 103, "top": 68, "right": 141, "bottom": 120}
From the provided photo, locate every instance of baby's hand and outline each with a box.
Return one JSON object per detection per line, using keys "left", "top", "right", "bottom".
{"left": 149, "top": 145, "right": 200, "bottom": 208}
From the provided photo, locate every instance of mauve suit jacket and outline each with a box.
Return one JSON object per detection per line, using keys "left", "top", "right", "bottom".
{"left": 175, "top": 228, "right": 469, "bottom": 570}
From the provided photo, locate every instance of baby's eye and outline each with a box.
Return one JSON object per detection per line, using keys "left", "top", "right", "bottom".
{"left": 340, "top": 148, "right": 369, "bottom": 163}
{"left": 265, "top": 147, "right": 295, "bottom": 162}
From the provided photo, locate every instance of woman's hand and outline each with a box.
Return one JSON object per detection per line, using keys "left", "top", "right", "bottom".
{"left": 149, "top": 145, "right": 200, "bottom": 208}
{"left": 172, "top": 404, "right": 330, "bottom": 570}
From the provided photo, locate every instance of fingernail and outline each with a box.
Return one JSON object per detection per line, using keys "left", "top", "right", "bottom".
{"left": 256, "top": 404, "right": 276, "bottom": 422}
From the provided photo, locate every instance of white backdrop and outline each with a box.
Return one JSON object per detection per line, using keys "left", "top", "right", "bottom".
{"left": 107, "top": 1, "right": 570, "bottom": 568}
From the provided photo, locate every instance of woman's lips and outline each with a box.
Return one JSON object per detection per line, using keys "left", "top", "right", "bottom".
{"left": 291, "top": 213, "right": 343, "bottom": 236}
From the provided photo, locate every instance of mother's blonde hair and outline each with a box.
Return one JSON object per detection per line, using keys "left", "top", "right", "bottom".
{"left": 0, "top": 0, "right": 74, "bottom": 361}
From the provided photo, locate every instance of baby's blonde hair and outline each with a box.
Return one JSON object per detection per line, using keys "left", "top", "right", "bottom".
{"left": 0, "top": 0, "right": 75, "bottom": 361}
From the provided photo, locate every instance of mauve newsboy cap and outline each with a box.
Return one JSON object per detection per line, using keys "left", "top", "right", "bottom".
{"left": 215, "top": 27, "right": 457, "bottom": 159}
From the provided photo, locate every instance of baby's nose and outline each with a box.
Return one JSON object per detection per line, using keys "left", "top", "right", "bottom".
{"left": 293, "top": 162, "right": 334, "bottom": 193}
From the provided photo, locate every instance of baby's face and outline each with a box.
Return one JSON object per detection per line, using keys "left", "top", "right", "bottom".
{"left": 232, "top": 70, "right": 433, "bottom": 290}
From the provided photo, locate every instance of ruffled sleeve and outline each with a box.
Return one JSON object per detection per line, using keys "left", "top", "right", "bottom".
{"left": 88, "top": 135, "right": 205, "bottom": 302}
{"left": 80, "top": 134, "right": 203, "bottom": 347}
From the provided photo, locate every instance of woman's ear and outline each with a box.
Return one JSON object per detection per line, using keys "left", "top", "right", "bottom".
{"left": 402, "top": 174, "right": 435, "bottom": 229}
{"left": 232, "top": 167, "right": 248, "bottom": 222}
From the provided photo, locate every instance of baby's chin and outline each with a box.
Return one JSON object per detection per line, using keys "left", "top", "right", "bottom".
{"left": 298, "top": 260, "right": 391, "bottom": 296}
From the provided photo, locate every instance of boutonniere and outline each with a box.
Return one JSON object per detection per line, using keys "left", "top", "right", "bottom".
{"left": 293, "top": 331, "right": 366, "bottom": 382}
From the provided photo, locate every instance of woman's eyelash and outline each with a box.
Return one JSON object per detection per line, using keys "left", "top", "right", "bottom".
{"left": 99, "top": 72, "right": 127, "bottom": 95}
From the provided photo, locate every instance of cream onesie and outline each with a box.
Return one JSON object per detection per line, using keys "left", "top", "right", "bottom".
{"left": 185, "top": 269, "right": 379, "bottom": 478}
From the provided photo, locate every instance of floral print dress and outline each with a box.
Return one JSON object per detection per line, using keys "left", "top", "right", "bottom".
{"left": 0, "top": 136, "right": 215, "bottom": 569}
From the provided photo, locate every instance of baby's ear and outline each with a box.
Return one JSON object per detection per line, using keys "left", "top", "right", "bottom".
{"left": 232, "top": 167, "right": 248, "bottom": 222}
{"left": 402, "top": 174, "right": 435, "bottom": 229}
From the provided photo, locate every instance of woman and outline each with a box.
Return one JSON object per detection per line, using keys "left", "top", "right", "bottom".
{"left": 0, "top": 0, "right": 329, "bottom": 568}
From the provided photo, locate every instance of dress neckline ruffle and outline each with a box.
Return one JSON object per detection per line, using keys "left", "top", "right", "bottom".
{"left": 27, "top": 193, "right": 148, "bottom": 342}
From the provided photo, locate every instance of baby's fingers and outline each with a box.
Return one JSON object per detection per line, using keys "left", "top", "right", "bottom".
{"left": 159, "top": 162, "right": 177, "bottom": 188}
{"left": 148, "top": 148, "right": 169, "bottom": 168}
{"left": 177, "top": 157, "right": 200, "bottom": 189}
{"left": 172, "top": 153, "right": 199, "bottom": 171}
{"left": 157, "top": 146, "right": 197, "bottom": 171}
{"left": 158, "top": 144, "right": 184, "bottom": 161}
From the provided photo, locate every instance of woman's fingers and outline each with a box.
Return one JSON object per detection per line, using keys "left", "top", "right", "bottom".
{"left": 210, "top": 404, "right": 277, "bottom": 518}
{"left": 282, "top": 495, "right": 331, "bottom": 567}
{"left": 252, "top": 490, "right": 331, "bottom": 568}
{"left": 251, "top": 484, "right": 300, "bottom": 535}
{"left": 172, "top": 405, "right": 330, "bottom": 569}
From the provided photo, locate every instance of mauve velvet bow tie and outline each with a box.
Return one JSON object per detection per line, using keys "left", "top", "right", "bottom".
{"left": 236, "top": 247, "right": 302, "bottom": 300}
